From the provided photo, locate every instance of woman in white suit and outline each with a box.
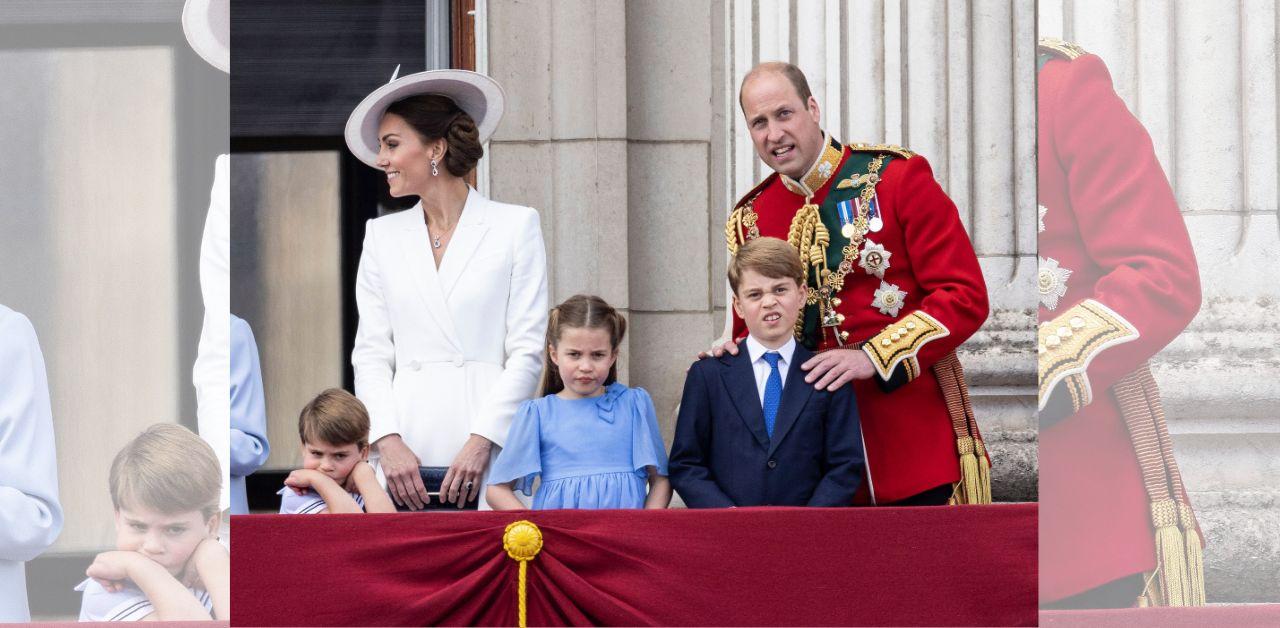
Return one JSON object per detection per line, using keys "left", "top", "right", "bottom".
{"left": 345, "top": 70, "right": 547, "bottom": 510}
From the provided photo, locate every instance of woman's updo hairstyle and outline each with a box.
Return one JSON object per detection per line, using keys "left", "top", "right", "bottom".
{"left": 384, "top": 94, "right": 483, "bottom": 177}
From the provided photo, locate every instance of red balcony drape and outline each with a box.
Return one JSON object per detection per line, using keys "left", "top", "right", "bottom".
{"left": 232, "top": 504, "right": 1037, "bottom": 626}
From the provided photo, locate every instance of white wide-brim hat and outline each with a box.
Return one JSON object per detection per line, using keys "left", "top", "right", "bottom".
{"left": 182, "top": 0, "right": 230, "bottom": 74}
{"left": 345, "top": 68, "right": 506, "bottom": 168}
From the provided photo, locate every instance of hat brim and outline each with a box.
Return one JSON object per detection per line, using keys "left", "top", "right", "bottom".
{"left": 344, "top": 70, "right": 505, "bottom": 169}
{"left": 182, "top": 0, "right": 230, "bottom": 74}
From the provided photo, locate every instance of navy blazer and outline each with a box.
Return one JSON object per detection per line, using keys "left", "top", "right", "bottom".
{"left": 669, "top": 340, "right": 864, "bottom": 507}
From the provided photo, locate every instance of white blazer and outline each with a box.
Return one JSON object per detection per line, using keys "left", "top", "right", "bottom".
{"left": 352, "top": 188, "right": 548, "bottom": 498}
{"left": 0, "top": 305, "right": 63, "bottom": 622}
{"left": 193, "top": 154, "right": 231, "bottom": 513}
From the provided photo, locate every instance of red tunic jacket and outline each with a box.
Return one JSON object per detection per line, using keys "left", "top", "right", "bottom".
{"left": 1037, "top": 47, "right": 1202, "bottom": 601}
{"left": 727, "top": 138, "right": 989, "bottom": 504}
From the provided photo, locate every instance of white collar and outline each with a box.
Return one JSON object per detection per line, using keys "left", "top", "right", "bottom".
{"left": 745, "top": 334, "right": 796, "bottom": 367}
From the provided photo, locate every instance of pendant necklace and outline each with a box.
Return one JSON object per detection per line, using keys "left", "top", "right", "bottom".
{"left": 427, "top": 218, "right": 456, "bottom": 249}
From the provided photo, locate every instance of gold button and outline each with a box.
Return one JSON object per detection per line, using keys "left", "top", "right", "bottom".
{"left": 1070, "top": 316, "right": 1085, "bottom": 330}
{"left": 1057, "top": 326, "right": 1072, "bottom": 338}
{"left": 1045, "top": 335, "right": 1061, "bottom": 348}
{"left": 906, "top": 321, "right": 917, "bottom": 330}
{"left": 837, "top": 314, "right": 846, "bottom": 323}
{"left": 881, "top": 338, "right": 891, "bottom": 347}
{"left": 832, "top": 298, "right": 842, "bottom": 307}
{"left": 897, "top": 327, "right": 908, "bottom": 336}
{"left": 890, "top": 333, "right": 900, "bottom": 342}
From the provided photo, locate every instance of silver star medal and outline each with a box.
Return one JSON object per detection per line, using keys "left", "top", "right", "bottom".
{"left": 871, "top": 281, "right": 908, "bottom": 317}
{"left": 858, "top": 240, "right": 891, "bottom": 278}
{"left": 1038, "top": 256, "right": 1072, "bottom": 310}
{"left": 1038, "top": 204, "right": 1048, "bottom": 233}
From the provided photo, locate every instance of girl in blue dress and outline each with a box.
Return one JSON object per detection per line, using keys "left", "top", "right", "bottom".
{"left": 487, "top": 295, "right": 671, "bottom": 510}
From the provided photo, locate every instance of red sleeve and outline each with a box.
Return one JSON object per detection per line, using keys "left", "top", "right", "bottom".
{"left": 1039, "top": 55, "right": 1201, "bottom": 408}
{"left": 861, "top": 156, "right": 989, "bottom": 389}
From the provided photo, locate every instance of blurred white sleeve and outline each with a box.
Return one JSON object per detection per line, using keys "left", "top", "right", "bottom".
{"left": 193, "top": 154, "right": 231, "bottom": 511}
{"left": 0, "top": 306, "right": 63, "bottom": 562}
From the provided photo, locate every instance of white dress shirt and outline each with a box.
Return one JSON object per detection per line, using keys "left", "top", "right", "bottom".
{"left": 744, "top": 334, "right": 796, "bottom": 407}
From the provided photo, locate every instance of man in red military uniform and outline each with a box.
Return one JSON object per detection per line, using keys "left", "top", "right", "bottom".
{"left": 1037, "top": 39, "right": 1204, "bottom": 608}
{"left": 712, "top": 62, "right": 990, "bottom": 506}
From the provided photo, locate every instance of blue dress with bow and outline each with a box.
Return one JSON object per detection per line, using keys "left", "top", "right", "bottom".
{"left": 488, "top": 383, "right": 668, "bottom": 509}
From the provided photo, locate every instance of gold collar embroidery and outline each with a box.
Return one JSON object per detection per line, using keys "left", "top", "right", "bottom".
{"left": 780, "top": 133, "right": 843, "bottom": 197}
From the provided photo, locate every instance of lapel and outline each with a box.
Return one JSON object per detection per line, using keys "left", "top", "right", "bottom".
{"left": 718, "top": 342, "right": 770, "bottom": 448}
{"left": 396, "top": 203, "right": 462, "bottom": 352}
{"left": 767, "top": 343, "right": 816, "bottom": 456}
{"left": 437, "top": 187, "right": 490, "bottom": 300}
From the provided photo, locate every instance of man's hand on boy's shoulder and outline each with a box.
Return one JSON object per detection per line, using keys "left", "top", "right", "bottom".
{"left": 694, "top": 338, "right": 741, "bottom": 364}
{"left": 802, "top": 348, "right": 874, "bottom": 391}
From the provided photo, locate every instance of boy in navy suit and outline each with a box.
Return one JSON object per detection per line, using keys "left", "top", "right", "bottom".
{"left": 670, "top": 237, "right": 864, "bottom": 507}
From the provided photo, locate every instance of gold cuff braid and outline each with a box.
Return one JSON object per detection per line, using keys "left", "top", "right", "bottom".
{"left": 861, "top": 311, "right": 950, "bottom": 382}
{"left": 1037, "top": 299, "right": 1139, "bottom": 411}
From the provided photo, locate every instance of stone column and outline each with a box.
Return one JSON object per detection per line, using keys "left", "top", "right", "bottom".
{"left": 624, "top": 0, "right": 717, "bottom": 439}
{"left": 485, "top": 0, "right": 631, "bottom": 375}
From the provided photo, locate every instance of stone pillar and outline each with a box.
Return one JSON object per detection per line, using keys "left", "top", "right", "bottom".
{"left": 1042, "top": 0, "right": 1280, "bottom": 602}
{"left": 624, "top": 0, "right": 716, "bottom": 440}
{"left": 485, "top": 0, "right": 631, "bottom": 376}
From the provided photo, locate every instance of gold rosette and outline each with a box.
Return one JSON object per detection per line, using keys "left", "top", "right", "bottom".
{"left": 503, "top": 520, "right": 544, "bottom": 626}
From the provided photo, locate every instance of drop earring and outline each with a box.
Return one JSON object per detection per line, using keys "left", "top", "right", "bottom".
{"left": 431, "top": 159, "right": 439, "bottom": 177}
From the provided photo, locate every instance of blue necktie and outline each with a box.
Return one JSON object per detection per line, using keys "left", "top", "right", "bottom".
{"left": 762, "top": 352, "right": 782, "bottom": 438}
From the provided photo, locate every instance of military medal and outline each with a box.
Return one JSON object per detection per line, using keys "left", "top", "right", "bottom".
{"left": 1037, "top": 256, "right": 1072, "bottom": 310}
{"left": 836, "top": 199, "right": 857, "bottom": 239}
{"left": 822, "top": 306, "right": 841, "bottom": 327}
{"left": 862, "top": 195, "right": 884, "bottom": 232}
{"left": 858, "top": 240, "right": 891, "bottom": 278}
{"left": 871, "top": 281, "right": 908, "bottom": 317}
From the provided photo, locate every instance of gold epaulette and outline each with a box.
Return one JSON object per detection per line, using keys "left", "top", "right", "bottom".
{"left": 1038, "top": 37, "right": 1088, "bottom": 61}
{"left": 848, "top": 142, "right": 916, "bottom": 160}
{"left": 724, "top": 174, "right": 775, "bottom": 255}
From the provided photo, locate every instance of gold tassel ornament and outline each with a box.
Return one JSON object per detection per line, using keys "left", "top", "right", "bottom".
{"left": 1112, "top": 365, "right": 1208, "bottom": 607}
{"left": 503, "top": 520, "right": 544, "bottom": 628}
{"left": 975, "top": 438, "right": 993, "bottom": 504}
{"left": 1179, "top": 501, "right": 1207, "bottom": 605}
{"left": 954, "top": 436, "right": 982, "bottom": 504}
{"left": 933, "top": 353, "right": 992, "bottom": 505}
{"left": 1151, "top": 499, "right": 1189, "bottom": 606}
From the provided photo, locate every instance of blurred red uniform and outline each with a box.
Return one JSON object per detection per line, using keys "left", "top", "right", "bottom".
{"left": 1037, "top": 38, "right": 1203, "bottom": 606}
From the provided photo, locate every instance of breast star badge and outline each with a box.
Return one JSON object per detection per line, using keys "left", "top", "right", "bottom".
{"left": 1038, "top": 256, "right": 1072, "bottom": 310}
{"left": 858, "top": 240, "right": 891, "bottom": 278}
{"left": 871, "top": 281, "right": 908, "bottom": 317}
